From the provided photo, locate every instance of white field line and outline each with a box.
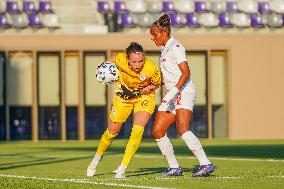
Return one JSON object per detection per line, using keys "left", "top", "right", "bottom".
{"left": 0, "top": 174, "right": 175, "bottom": 189}
{"left": 1, "top": 173, "right": 284, "bottom": 184}
{"left": 1, "top": 154, "right": 284, "bottom": 163}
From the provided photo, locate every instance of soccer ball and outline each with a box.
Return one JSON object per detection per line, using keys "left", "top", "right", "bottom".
{"left": 96, "top": 62, "right": 119, "bottom": 84}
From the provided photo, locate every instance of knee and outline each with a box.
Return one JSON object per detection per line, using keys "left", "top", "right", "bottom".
{"left": 152, "top": 127, "right": 164, "bottom": 139}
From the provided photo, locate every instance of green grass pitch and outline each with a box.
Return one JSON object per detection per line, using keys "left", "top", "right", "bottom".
{"left": 0, "top": 139, "right": 284, "bottom": 189}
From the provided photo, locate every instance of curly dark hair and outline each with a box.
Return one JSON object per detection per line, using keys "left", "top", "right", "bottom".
{"left": 126, "top": 42, "right": 144, "bottom": 57}
{"left": 152, "top": 14, "right": 171, "bottom": 36}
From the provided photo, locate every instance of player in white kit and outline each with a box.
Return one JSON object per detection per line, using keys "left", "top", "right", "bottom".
{"left": 150, "top": 14, "right": 216, "bottom": 177}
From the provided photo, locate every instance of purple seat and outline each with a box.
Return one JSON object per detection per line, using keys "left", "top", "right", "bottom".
{"left": 97, "top": 1, "right": 112, "bottom": 12}
{"left": 195, "top": 1, "right": 209, "bottom": 12}
{"left": 250, "top": 13, "right": 265, "bottom": 27}
{"left": 258, "top": 1, "right": 271, "bottom": 13}
{"left": 219, "top": 13, "right": 233, "bottom": 27}
{"left": 168, "top": 13, "right": 186, "bottom": 27}
{"left": 39, "top": 1, "right": 53, "bottom": 13}
{"left": 120, "top": 13, "right": 137, "bottom": 27}
{"left": 114, "top": 1, "right": 127, "bottom": 12}
{"left": 6, "top": 1, "right": 21, "bottom": 13}
{"left": 186, "top": 13, "right": 200, "bottom": 27}
{"left": 250, "top": 13, "right": 265, "bottom": 28}
{"left": 162, "top": 1, "right": 175, "bottom": 12}
{"left": 226, "top": 1, "right": 240, "bottom": 12}
{"left": 28, "top": 13, "right": 44, "bottom": 27}
{"left": 0, "top": 14, "right": 12, "bottom": 28}
{"left": 23, "top": 1, "right": 37, "bottom": 13}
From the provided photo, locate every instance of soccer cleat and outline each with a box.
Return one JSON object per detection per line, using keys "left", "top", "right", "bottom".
{"left": 114, "top": 165, "right": 127, "bottom": 179}
{"left": 192, "top": 164, "right": 217, "bottom": 177}
{"left": 86, "top": 160, "right": 100, "bottom": 177}
{"left": 164, "top": 167, "right": 184, "bottom": 176}
{"left": 115, "top": 169, "right": 125, "bottom": 179}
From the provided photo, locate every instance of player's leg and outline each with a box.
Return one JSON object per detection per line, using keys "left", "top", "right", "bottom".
{"left": 87, "top": 95, "right": 133, "bottom": 177}
{"left": 175, "top": 89, "right": 216, "bottom": 177}
{"left": 152, "top": 110, "right": 183, "bottom": 176}
{"left": 114, "top": 95, "right": 154, "bottom": 178}
{"left": 115, "top": 111, "right": 151, "bottom": 178}
{"left": 87, "top": 121, "right": 122, "bottom": 177}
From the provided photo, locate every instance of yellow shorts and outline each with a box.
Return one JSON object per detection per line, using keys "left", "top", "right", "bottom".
{"left": 109, "top": 93, "right": 155, "bottom": 123}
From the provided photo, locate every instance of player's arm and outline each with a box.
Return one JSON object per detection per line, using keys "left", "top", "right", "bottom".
{"left": 140, "top": 65, "right": 162, "bottom": 95}
{"left": 140, "top": 84, "right": 160, "bottom": 95}
{"left": 176, "top": 61, "right": 190, "bottom": 90}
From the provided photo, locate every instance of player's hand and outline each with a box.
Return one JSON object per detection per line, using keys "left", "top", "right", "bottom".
{"left": 162, "top": 87, "right": 179, "bottom": 104}
{"left": 117, "top": 85, "right": 140, "bottom": 100}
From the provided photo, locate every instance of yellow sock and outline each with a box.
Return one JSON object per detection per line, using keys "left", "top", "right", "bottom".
{"left": 96, "top": 129, "right": 117, "bottom": 156}
{"left": 121, "top": 125, "right": 144, "bottom": 166}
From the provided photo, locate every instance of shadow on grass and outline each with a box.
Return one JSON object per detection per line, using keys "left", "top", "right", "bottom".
{"left": 0, "top": 155, "right": 91, "bottom": 170}
{"left": 43, "top": 144, "right": 284, "bottom": 159}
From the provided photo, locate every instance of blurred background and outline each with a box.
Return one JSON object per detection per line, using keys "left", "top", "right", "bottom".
{"left": 0, "top": 0, "right": 283, "bottom": 141}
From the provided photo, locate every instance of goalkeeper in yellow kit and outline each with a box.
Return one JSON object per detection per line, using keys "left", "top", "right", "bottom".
{"left": 87, "top": 42, "right": 162, "bottom": 178}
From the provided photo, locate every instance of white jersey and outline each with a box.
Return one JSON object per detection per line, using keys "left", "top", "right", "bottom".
{"left": 160, "top": 37, "right": 190, "bottom": 90}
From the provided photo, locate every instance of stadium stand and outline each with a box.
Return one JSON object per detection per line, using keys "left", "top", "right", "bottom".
{"left": 0, "top": 0, "right": 283, "bottom": 34}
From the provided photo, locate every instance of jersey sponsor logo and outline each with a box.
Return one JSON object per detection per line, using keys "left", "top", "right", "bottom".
{"left": 139, "top": 74, "right": 146, "bottom": 81}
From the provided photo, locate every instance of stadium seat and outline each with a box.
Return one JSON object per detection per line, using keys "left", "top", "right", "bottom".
{"left": 119, "top": 13, "right": 137, "bottom": 27}
{"left": 258, "top": 1, "right": 271, "bottom": 13}
{"left": 0, "top": 13, "right": 12, "bottom": 28}
{"left": 250, "top": 13, "right": 265, "bottom": 27}
{"left": 127, "top": 0, "right": 146, "bottom": 13}
{"left": 162, "top": 1, "right": 176, "bottom": 12}
{"left": 0, "top": 0, "right": 6, "bottom": 14}
{"left": 230, "top": 13, "right": 251, "bottom": 27}
{"left": 97, "top": 1, "right": 113, "bottom": 12}
{"left": 195, "top": 1, "right": 210, "bottom": 12}
{"left": 219, "top": 12, "right": 233, "bottom": 27}
{"left": 168, "top": 13, "right": 186, "bottom": 27}
{"left": 147, "top": 0, "right": 162, "bottom": 13}
{"left": 238, "top": 0, "right": 258, "bottom": 13}
{"left": 28, "top": 13, "right": 44, "bottom": 28}
{"left": 42, "top": 13, "right": 60, "bottom": 28}
{"left": 186, "top": 13, "right": 200, "bottom": 27}
{"left": 226, "top": 1, "right": 240, "bottom": 12}
{"left": 174, "top": 0, "right": 194, "bottom": 13}
{"left": 11, "top": 13, "right": 28, "bottom": 28}
{"left": 270, "top": 0, "right": 284, "bottom": 13}
{"left": 136, "top": 13, "right": 154, "bottom": 27}
{"left": 198, "top": 13, "right": 219, "bottom": 27}
{"left": 23, "top": 0, "right": 37, "bottom": 13}
{"left": 6, "top": 0, "right": 21, "bottom": 13}
{"left": 265, "top": 13, "right": 283, "bottom": 27}
{"left": 39, "top": 0, "right": 53, "bottom": 13}
{"left": 210, "top": 1, "right": 226, "bottom": 14}
{"left": 114, "top": 1, "right": 128, "bottom": 12}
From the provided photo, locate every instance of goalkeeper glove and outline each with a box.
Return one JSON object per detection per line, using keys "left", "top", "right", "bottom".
{"left": 162, "top": 87, "right": 179, "bottom": 104}
{"left": 117, "top": 85, "right": 140, "bottom": 100}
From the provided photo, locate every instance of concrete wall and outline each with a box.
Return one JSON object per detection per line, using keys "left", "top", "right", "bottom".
{"left": 1, "top": 34, "right": 284, "bottom": 139}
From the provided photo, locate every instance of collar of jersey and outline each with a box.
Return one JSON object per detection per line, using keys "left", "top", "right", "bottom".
{"left": 161, "top": 36, "right": 174, "bottom": 50}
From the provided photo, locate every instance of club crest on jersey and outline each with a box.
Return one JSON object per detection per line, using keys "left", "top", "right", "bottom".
{"left": 139, "top": 74, "right": 146, "bottom": 81}
{"left": 176, "top": 44, "right": 180, "bottom": 47}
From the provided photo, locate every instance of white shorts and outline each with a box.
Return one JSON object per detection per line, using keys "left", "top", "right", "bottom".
{"left": 158, "top": 81, "right": 196, "bottom": 114}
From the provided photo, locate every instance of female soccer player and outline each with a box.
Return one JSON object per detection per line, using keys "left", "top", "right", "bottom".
{"left": 87, "top": 42, "right": 161, "bottom": 179}
{"left": 150, "top": 14, "right": 216, "bottom": 177}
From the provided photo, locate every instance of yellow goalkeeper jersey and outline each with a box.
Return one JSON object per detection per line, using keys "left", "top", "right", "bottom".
{"left": 114, "top": 52, "right": 161, "bottom": 91}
